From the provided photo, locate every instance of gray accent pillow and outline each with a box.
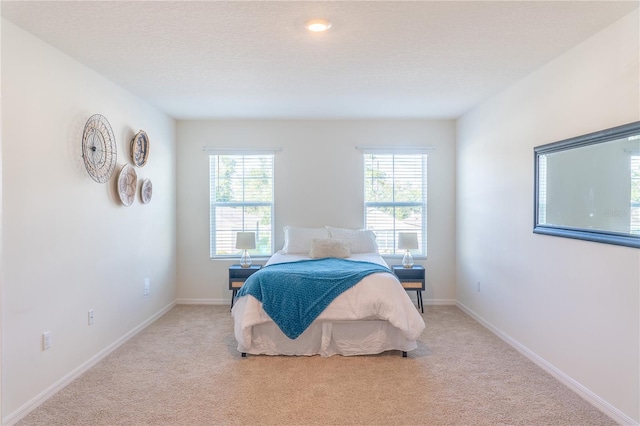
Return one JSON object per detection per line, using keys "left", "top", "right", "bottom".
{"left": 309, "top": 239, "right": 351, "bottom": 259}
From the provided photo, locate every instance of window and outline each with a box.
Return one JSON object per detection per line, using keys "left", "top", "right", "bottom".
{"left": 364, "top": 153, "right": 427, "bottom": 256}
{"left": 631, "top": 155, "right": 640, "bottom": 235}
{"left": 209, "top": 154, "right": 274, "bottom": 258}
{"left": 537, "top": 154, "right": 547, "bottom": 225}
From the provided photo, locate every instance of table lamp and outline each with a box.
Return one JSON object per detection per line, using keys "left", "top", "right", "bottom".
{"left": 398, "top": 232, "right": 418, "bottom": 268}
{"left": 236, "top": 232, "right": 256, "bottom": 268}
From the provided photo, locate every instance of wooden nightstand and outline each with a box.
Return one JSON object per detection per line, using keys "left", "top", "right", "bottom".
{"left": 392, "top": 265, "right": 425, "bottom": 313}
{"left": 229, "top": 264, "right": 261, "bottom": 309}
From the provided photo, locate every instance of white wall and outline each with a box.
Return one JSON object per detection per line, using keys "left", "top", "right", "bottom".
{"left": 457, "top": 10, "right": 639, "bottom": 423}
{"left": 0, "top": 18, "right": 4, "bottom": 424}
{"left": 1, "top": 20, "right": 177, "bottom": 422}
{"left": 176, "top": 119, "right": 456, "bottom": 305}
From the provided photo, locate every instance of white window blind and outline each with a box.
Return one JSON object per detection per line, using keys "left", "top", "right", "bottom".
{"left": 537, "top": 155, "right": 548, "bottom": 225}
{"left": 631, "top": 155, "right": 640, "bottom": 235}
{"left": 209, "top": 154, "right": 274, "bottom": 258}
{"left": 364, "top": 153, "right": 427, "bottom": 256}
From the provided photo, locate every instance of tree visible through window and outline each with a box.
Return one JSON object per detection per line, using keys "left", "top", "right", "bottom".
{"left": 364, "top": 153, "right": 427, "bottom": 256}
{"left": 209, "top": 154, "right": 274, "bottom": 258}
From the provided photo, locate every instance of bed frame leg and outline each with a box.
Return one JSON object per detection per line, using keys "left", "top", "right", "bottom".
{"left": 402, "top": 351, "right": 407, "bottom": 358}
{"left": 241, "top": 352, "right": 247, "bottom": 358}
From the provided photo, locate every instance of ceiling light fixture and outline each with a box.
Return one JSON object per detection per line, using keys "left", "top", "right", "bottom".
{"left": 306, "top": 19, "right": 332, "bottom": 32}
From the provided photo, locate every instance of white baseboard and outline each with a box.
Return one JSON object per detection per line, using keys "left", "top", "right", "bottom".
{"left": 456, "top": 301, "right": 638, "bottom": 426}
{"left": 3, "top": 301, "right": 177, "bottom": 426}
{"left": 176, "top": 298, "right": 228, "bottom": 305}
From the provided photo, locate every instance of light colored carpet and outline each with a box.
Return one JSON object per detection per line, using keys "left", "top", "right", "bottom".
{"left": 17, "top": 305, "right": 615, "bottom": 425}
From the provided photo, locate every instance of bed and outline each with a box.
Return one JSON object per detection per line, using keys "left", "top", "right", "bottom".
{"left": 231, "top": 226, "right": 426, "bottom": 357}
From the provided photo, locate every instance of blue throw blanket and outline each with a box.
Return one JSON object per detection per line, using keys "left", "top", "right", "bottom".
{"left": 236, "top": 258, "right": 391, "bottom": 339}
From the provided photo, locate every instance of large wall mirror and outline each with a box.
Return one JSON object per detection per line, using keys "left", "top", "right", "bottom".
{"left": 534, "top": 121, "right": 640, "bottom": 248}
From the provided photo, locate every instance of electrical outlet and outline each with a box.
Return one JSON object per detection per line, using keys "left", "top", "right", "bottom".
{"left": 144, "top": 278, "right": 150, "bottom": 296}
{"left": 88, "top": 309, "right": 95, "bottom": 325}
{"left": 43, "top": 331, "right": 51, "bottom": 350}
{"left": 476, "top": 280, "right": 481, "bottom": 292}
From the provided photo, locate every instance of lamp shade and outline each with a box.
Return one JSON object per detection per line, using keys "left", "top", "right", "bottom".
{"left": 235, "top": 232, "right": 256, "bottom": 250}
{"left": 397, "top": 232, "right": 418, "bottom": 250}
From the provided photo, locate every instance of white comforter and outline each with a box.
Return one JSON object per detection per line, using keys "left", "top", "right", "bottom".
{"left": 232, "top": 252, "right": 425, "bottom": 352}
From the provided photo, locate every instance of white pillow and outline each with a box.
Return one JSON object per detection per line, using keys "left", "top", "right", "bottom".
{"left": 282, "top": 226, "right": 330, "bottom": 254}
{"left": 309, "top": 239, "right": 351, "bottom": 259}
{"left": 326, "top": 227, "right": 379, "bottom": 254}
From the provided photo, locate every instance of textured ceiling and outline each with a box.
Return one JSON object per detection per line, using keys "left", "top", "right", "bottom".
{"left": 2, "top": 1, "right": 638, "bottom": 119}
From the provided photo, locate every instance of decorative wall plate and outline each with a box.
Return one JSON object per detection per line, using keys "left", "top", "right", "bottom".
{"left": 117, "top": 164, "right": 137, "bottom": 206}
{"left": 81, "top": 114, "right": 117, "bottom": 183}
{"left": 131, "top": 130, "right": 150, "bottom": 167}
{"left": 140, "top": 178, "right": 153, "bottom": 204}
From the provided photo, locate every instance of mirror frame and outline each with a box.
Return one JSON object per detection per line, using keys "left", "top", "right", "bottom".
{"left": 533, "top": 121, "right": 640, "bottom": 249}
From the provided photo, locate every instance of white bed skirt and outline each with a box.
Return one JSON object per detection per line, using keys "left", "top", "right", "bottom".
{"left": 237, "top": 319, "right": 418, "bottom": 357}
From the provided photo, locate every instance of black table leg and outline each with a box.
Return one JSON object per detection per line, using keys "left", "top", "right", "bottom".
{"left": 230, "top": 290, "right": 237, "bottom": 311}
